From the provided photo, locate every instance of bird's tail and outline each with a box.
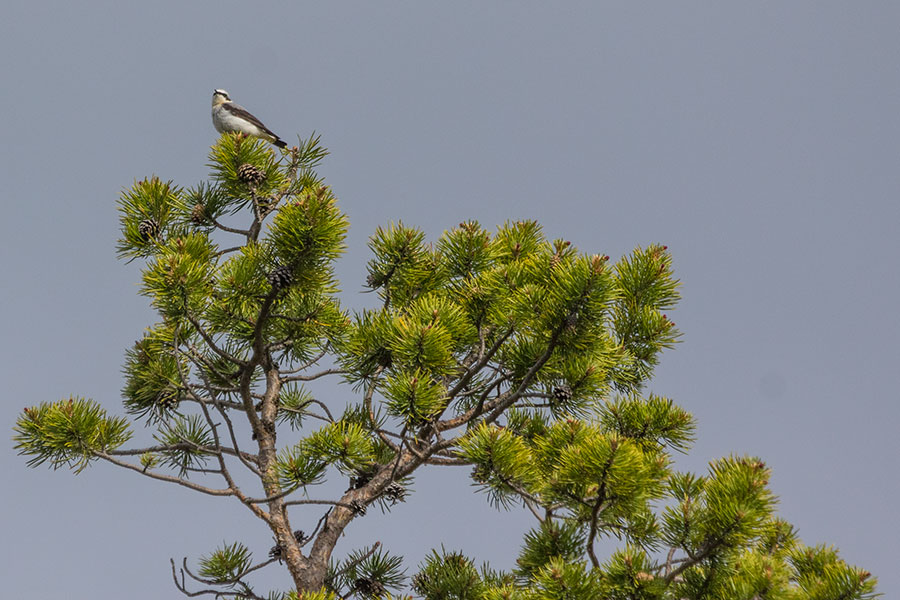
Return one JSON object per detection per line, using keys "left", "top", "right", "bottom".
{"left": 273, "top": 138, "right": 287, "bottom": 149}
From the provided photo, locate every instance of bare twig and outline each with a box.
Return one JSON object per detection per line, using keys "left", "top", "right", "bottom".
{"left": 302, "top": 510, "right": 331, "bottom": 548}
{"left": 435, "top": 372, "right": 511, "bottom": 433}
{"left": 664, "top": 546, "right": 677, "bottom": 577}
{"left": 193, "top": 398, "right": 270, "bottom": 522}
{"left": 664, "top": 522, "right": 742, "bottom": 583}
{"left": 280, "top": 368, "right": 344, "bottom": 384}
{"left": 179, "top": 337, "right": 263, "bottom": 477}
{"left": 282, "top": 498, "right": 357, "bottom": 510}
{"left": 278, "top": 348, "right": 329, "bottom": 376}
{"left": 172, "top": 328, "right": 247, "bottom": 504}
{"left": 213, "top": 401, "right": 262, "bottom": 475}
{"left": 523, "top": 497, "right": 545, "bottom": 522}
{"left": 210, "top": 217, "right": 251, "bottom": 237}
{"left": 445, "top": 327, "right": 513, "bottom": 401}
{"left": 213, "top": 245, "right": 244, "bottom": 257}
{"left": 96, "top": 452, "right": 233, "bottom": 497}
{"left": 107, "top": 443, "right": 253, "bottom": 464}
{"left": 245, "top": 485, "right": 302, "bottom": 505}
{"left": 481, "top": 328, "right": 564, "bottom": 426}
{"left": 184, "top": 312, "right": 248, "bottom": 367}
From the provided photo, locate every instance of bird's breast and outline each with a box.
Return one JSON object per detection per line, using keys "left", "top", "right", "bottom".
{"left": 213, "top": 105, "right": 259, "bottom": 136}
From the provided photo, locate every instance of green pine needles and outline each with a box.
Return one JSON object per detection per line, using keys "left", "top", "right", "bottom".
{"left": 13, "top": 133, "right": 877, "bottom": 599}
{"left": 15, "top": 397, "right": 131, "bottom": 473}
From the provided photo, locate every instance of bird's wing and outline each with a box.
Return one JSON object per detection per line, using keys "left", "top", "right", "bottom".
{"left": 223, "top": 103, "right": 280, "bottom": 138}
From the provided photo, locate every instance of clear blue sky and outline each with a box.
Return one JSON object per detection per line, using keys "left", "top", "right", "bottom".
{"left": 2, "top": 2, "right": 898, "bottom": 597}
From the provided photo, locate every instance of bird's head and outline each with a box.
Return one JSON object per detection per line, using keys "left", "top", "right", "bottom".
{"left": 212, "top": 89, "right": 231, "bottom": 107}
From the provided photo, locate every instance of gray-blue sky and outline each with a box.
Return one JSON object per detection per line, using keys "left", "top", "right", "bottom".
{"left": 2, "top": 2, "right": 898, "bottom": 597}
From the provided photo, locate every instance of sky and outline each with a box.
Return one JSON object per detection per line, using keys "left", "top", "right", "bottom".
{"left": 2, "top": 2, "right": 898, "bottom": 597}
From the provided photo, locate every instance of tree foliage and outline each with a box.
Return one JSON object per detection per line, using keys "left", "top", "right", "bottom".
{"left": 14, "top": 133, "right": 876, "bottom": 599}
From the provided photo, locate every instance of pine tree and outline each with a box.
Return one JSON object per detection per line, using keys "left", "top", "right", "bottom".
{"left": 14, "top": 134, "right": 877, "bottom": 599}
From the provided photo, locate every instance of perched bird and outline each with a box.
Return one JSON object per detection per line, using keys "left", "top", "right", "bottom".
{"left": 211, "top": 89, "right": 287, "bottom": 148}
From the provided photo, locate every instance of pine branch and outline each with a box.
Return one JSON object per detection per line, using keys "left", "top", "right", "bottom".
{"left": 280, "top": 368, "right": 344, "bottom": 384}
{"left": 185, "top": 348, "right": 262, "bottom": 477}
{"left": 212, "top": 401, "right": 262, "bottom": 475}
{"left": 364, "top": 366, "right": 401, "bottom": 454}
{"left": 664, "top": 518, "right": 742, "bottom": 583}
{"left": 277, "top": 347, "right": 329, "bottom": 376}
{"left": 194, "top": 397, "right": 270, "bottom": 522}
{"left": 444, "top": 327, "right": 513, "bottom": 403}
{"left": 332, "top": 541, "right": 381, "bottom": 579}
{"left": 481, "top": 327, "right": 564, "bottom": 426}
{"left": 209, "top": 216, "right": 251, "bottom": 237}
{"left": 177, "top": 337, "right": 262, "bottom": 479}
{"left": 171, "top": 556, "right": 269, "bottom": 600}
{"left": 107, "top": 443, "right": 257, "bottom": 466}
{"left": 586, "top": 452, "right": 616, "bottom": 569}
{"left": 184, "top": 311, "right": 248, "bottom": 367}
{"left": 96, "top": 452, "right": 233, "bottom": 497}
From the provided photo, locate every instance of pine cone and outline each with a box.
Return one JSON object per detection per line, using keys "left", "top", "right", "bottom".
{"left": 349, "top": 499, "right": 367, "bottom": 516}
{"left": 350, "top": 472, "right": 372, "bottom": 490}
{"left": 366, "top": 271, "right": 390, "bottom": 289}
{"left": 550, "top": 253, "right": 561, "bottom": 269}
{"left": 254, "top": 195, "right": 273, "bottom": 211}
{"left": 268, "top": 543, "right": 283, "bottom": 562}
{"left": 553, "top": 386, "right": 572, "bottom": 403}
{"left": 190, "top": 203, "right": 207, "bottom": 225}
{"left": 238, "top": 163, "right": 265, "bottom": 185}
{"left": 138, "top": 218, "right": 160, "bottom": 241}
{"left": 354, "top": 577, "right": 386, "bottom": 598}
{"left": 269, "top": 530, "right": 307, "bottom": 562}
{"left": 267, "top": 265, "right": 293, "bottom": 290}
{"left": 383, "top": 482, "right": 408, "bottom": 504}
{"left": 157, "top": 389, "right": 178, "bottom": 409}
{"left": 412, "top": 573, "right": 429, "bottom": 594}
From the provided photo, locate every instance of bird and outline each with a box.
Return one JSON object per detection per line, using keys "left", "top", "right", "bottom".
{"left": 211, "top": 89, "right": 287, "bottom": 149}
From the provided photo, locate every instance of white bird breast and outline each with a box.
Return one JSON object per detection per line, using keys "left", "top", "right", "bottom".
{"left": 212, "top": 105, "right": 264, "bottom": 137}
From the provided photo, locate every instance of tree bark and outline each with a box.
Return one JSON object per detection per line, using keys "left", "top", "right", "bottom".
{"left": 252, "top": 365, "right": 311, "bottom": 590}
